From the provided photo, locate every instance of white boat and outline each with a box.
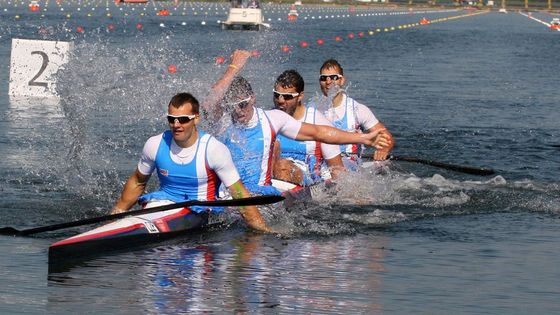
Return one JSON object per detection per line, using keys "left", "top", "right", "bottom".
{"left": 551, "top": 18, "right": 560, "bottom": 26}
{"left": 498, "top": 8, "right": 507, "bottom": 13}
{"left": 221, "top": 0, "right": 270, "bottom": 31}
{"left": 47, "top": 184, "right": 303, "bottom": 271}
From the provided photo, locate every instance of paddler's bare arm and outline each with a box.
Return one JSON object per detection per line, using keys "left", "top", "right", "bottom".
{"left": 325, "top": 154, "right": 345, "bottom": 180}
{"left": 367, "top": 123, "right": 394, "bottom": 161}
{"left": 227, "top": 180, "right": 273, "bottom": 233}
{"left": 295, "top": 123, "right": 384, "bottom": 150}
{"left": 201, "top": 49, "right": 251, "bottom": 120}
{"left": 110, "top": 169, "right": 150, "bottom": 215}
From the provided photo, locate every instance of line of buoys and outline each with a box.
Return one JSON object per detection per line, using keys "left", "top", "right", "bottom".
{"left": 277, "top": 10, "right": 488, "bottom": 54}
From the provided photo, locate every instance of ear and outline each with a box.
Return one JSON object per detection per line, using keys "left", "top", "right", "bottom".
{"left": 194, "top": 115, "right": 201, "bottom": 126}
{"left": 339, "top": 76, "right": 346, "bottom": 86}
{"left": 297, "top": 91, "right": 305, "bottom": 102}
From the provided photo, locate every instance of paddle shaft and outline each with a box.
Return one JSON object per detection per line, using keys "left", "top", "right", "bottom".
{"left": 362, "top": 154, "right": 495, "bottom": 176}
{"left": 0, "top": 195, "right": 284, "bottom": 236}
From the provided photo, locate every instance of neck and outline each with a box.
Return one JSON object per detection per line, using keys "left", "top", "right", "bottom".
{"left": 293, "top": 103, "right": 306, "bottom": 120}
{"left": 175, "top": 129, "right": 199, "bottom": 148}
{"left": 331, "top": 92, "right": 344, "bottom": 108}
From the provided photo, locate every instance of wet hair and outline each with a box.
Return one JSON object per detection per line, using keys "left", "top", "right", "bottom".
{"left": 275, "top": 69, "right": 304, "bottom": 93}
{"left": 223, "top": 76, "right": 254, "bottom": 104}
{"left": 169, "top": 92, "right": 200, "bottom": 114}
{"left": 320, "top": 59, "right": 344, "bottom": 75}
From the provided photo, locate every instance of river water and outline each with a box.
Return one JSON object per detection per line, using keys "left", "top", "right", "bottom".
{"left": 0, "top": 1, "right": 559, "bottom": 314}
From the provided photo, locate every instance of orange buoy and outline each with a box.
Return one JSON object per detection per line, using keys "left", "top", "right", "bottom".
{"left": 347, "top": 33, "right": 355, "bottom": 39}
{"left": 299, "top": 41, "right": 309, "bottom": 48}
{"left": 136, "top": 23, "right": 143, "bottom": 30}
{"left": 168, "top": 64, "right": 177, "bottom": 73}
{"left": 215, "top": 56, "right": 225, "bottom": 65}
{"left": 281, "top": 45, "right": 290, "bottom": 53}
{"left": 358, "top": 32, "right": 364, "bottom": 38}
{"left": 107, "top": 24, "right": 115, "bottom": 31}
{"left": 76, "top": 26, "right": 84, "bottom": 33}
{"left": 316, "top": 39, "right": 324, "bottom": 45}
{"left": 334, "top": 36, "right": 342, "bottom": 42}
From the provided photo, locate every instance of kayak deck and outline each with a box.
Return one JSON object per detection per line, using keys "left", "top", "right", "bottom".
{"left": 48, "top": 207, "right": 211, "bottom": 271}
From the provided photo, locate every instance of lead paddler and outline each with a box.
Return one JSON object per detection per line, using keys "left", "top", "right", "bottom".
{"left": 110, "top": 92, "right": 272, "bottom": 233}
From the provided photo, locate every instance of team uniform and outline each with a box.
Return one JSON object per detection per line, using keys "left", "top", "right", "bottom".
{"left": 136, "top": 130, "right": 240, "bottom": 213}
{"left": 218, "top": 107, "right": 302, "bottom": 195}
{"left": 276, "top": 106, "right": 341, "bottom": 185}
{"left": 312, "top": 94, "right": 378, "bottom": 170}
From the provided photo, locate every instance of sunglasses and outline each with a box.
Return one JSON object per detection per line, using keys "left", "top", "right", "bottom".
{"left": 273, "top": 90, "right": 300, "bottom": 100}
{"left": 227, "top": 97, "right": 251, "bottom": 109}
{"left": 319, "top": 74, "right": 342, "bottom": 82}
{"left": 167, "top": 114, "right": 197, "bottom": 124}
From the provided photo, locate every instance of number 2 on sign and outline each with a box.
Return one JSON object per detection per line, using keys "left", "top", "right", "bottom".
{"left": 9, "top": 38, "right": 72, "bottom": 98}
{"left": 29, "top": 51, "right": 49, "bottom": 88}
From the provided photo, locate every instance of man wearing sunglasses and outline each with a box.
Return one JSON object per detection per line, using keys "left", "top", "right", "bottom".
{"left": 202, "top": 50, "right": 390, "bottom": 194}
{"left": 314, "top": 59, "right": 394, "bottom": 167}
{"left": 272, "top": 69, "right": 345, "bottom": 186}
{"left": 110, "top": 92, "right": 272, "bottom": 232}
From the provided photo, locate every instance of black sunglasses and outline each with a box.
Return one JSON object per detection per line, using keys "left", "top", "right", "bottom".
{"left": 167, "top": 114, "right": 197, "bottom": 124}
{"left": 319, "top": 74, "right": 342, "bottom": 82}
{"left": 273, "top": 90, "right": 300, "bottom": 101}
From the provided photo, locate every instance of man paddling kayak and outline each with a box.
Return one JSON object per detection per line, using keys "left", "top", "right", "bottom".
{"left": 202, "top": 50, "right": 390, "bottom": 194}
{"left": 310, "top": 59, "right": 395, "bottom": 168}
{"left": 110, "top": 93, "right": 272, "bottom": 232}
{"left": 272, "top": 69, "right": 345, "bottom": 186}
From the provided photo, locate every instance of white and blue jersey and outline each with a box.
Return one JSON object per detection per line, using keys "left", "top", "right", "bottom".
{"left": 277, "top": 106, "right": 324, "bottom": 185}
{"left": 319, "top": 94, "right": 379, "bottom": 170}
{"left": 138, "top": 130, "right": 226, "bottom": 213}
{"left": 221, "top": 108, "right": 279, "bottom": 196}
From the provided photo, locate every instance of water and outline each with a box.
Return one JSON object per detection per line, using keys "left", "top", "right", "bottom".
{"left": 1, "top": 2, "right": 559, "bottom": 314}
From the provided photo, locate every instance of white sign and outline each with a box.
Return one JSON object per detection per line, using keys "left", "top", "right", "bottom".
{"left": 9, "top": 38, "right": 72, "bottom": 98}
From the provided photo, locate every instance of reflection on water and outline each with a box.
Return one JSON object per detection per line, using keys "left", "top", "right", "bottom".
{"left": 47, "top": 232, "right": 389, "bottom": 313}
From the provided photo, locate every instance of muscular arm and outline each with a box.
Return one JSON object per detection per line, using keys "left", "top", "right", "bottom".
{"left": 227, "top": 180, "right": 272, "bottom": 233}
{"left": 201, "top": 50, "right": 251, "bottom": 121}
{"left": 111, "top": 169, "right": 150, "bottom": 214}
{"left": 325, "top": 155, "right": 344, "bottom": 180}
{"left": 296, "top": 123, "right": 382, "bottom": 148}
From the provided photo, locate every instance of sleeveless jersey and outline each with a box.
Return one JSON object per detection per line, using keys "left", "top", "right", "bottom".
{"left": 327, "top": 96, "right": 362, "bottom": 158}
{"left": 222, "top": 108, "right": 280, "bottom": 195}
{"left": 277, "top": 106, "right": 323, "bottom": 181}
{"left": 138, "top": 130, "right": 222, "bottom": 213}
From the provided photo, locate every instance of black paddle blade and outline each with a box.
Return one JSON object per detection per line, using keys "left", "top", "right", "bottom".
{"left": 0, "top": 227, "right": 22, "bottom": 236}
{"left": 389, "top": 155, "right": 496, "bottom": 176}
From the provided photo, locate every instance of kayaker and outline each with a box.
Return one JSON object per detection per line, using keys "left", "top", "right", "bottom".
{"left": 110, "top": 92, "right": 272, "bottom": 233}
{"left": 272, "top": 69, "right": 345, "bottom": 186}
{"left": 309, "top": 59, "right": 394, "bottom": 169}
{"left": 201, "top": 49, "right": 390, "bottom": 194}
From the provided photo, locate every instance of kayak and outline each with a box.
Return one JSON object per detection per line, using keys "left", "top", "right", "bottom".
{"left": 48, "top": 181, "right": 305, "bottom": 271}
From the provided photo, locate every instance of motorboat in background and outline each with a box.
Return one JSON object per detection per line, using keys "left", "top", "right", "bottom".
{"left": 221, "top": 0, "right": 270, "bottom": 31}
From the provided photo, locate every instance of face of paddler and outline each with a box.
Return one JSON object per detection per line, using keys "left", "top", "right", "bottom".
{"left": 228, "top": 94, "right": 255, "bottom": 125}
{"left": 273, "top": 84, "right": 302, "bottom": 117}
{"left": 167, "top": 102, "right": 199, "bottom": 147}
{"left": 319, "top": 66, "right": 345, "bottom": 97}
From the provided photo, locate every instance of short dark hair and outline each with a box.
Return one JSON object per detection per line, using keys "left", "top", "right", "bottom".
{"left": 274, "top": 69, "right": 304, "bottom": 93}
{"left": 320, "top": 59, "right": 344, "bottom": 75}
{"left": 169, "top": 92, "right": 200, "bottom": 114}
{"left": 223, "top": 76, "right": 254, "bottom": 104}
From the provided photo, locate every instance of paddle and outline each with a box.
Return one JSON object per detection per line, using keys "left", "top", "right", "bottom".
{"left": 362, "top": 154, "right": 495, "bottom": 176}
{"left": 0, "top": 195, "right": 285, "bottom": 237}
